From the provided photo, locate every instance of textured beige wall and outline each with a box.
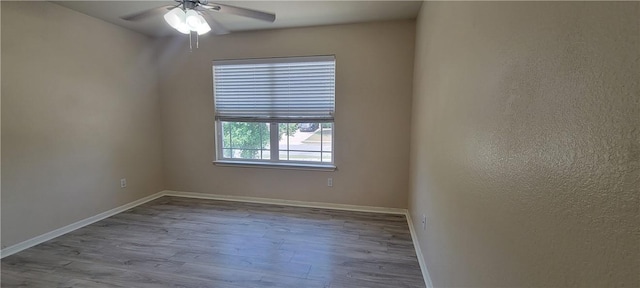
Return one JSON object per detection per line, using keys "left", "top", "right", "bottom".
{"left": 158, "top": 20, "right": 415, "bottom": 208}
{"left": 1, "top": 2, "right": 164, "bottom": 248}
{"left": 409, "top": 2, "right": 639, "bottom": 287}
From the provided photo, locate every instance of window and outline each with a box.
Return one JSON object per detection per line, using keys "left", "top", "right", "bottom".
{"left": 213, "top": 56, "right": 335, "bottom": 168}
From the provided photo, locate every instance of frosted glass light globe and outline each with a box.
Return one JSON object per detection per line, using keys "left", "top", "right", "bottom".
{"left": 185, "top": 10, "right": 203, "bottom": 31}
{"left": 164, "top": 8, "right": 190, "bottom": 34}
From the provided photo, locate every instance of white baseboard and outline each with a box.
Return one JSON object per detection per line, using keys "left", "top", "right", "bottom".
{"left": 163, "top": 190, "right": 408, "bottom": 215}
{"left": 1, "top": 189, "right": 434, "bottom": 288}
{"left": 406, "top": 213, "right": 434, "bottom": 288}
{"left": 0, "top": 191, "right": 165, "bottom": 259}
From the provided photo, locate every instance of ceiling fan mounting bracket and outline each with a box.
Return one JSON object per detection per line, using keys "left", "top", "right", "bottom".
{"left": 183, "top": 1, "right": 197, "bottom": 10}
{"left": 172, "top": 0, "right": 210, "bottom": 10}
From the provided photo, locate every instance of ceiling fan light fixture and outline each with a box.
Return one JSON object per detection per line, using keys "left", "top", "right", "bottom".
{"left": 196, "top": 20, "right": 212, "bottom": 35}
{"left": 175, "top": 22, "right": 191, "bottom": 34}
{"left": 121, "top": 1, "right": 277, "bottom": 37}
{"left": 164, "top": 8, "right": 190, "bottom": 34}
{"left": 185, "top": 10, "right": 204, "bottom": 31}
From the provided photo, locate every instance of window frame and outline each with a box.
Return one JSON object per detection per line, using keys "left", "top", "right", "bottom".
{"left": 211, "top": 55, "right": 336, "bottom": 170}
{"left": 214, "top": 121, "right": 335, "bottom": 170}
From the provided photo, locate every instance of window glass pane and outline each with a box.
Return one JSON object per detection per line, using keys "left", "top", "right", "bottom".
{"left": 221, "top": 121, "right": 270, "bottom": 160}
{"left": 288, "top": 151, "right": 322, "bottom": 162}
{"left": 320, "top": 123, "right": 333, "bottom": 153}
{"left": 322, "top": 152, "right": 332, "bottom": 162}
{"left": 223, "top": 148, "right": 233, "bottom": 158}
{"left": 277, "top": 122, "right": 332, "bottom": 163}
{"left": 278, "top": 123, "right": 297, "bottom": 151}
{"left": 279, "top": 151, "right": 289, "bottom": 161}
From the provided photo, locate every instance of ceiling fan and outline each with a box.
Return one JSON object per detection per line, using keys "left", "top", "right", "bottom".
{"left": 121, "top": 0, "right": 276, "bottom": 36}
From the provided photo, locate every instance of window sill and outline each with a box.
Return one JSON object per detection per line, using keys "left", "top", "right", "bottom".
{"left": 213, "top": 160, "right": 337, "bottom": 171}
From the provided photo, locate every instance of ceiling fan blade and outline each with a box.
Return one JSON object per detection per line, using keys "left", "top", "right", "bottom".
{"left": 121, "top": 4, "right": 177, "bottom": 21}
{"left": 201, "top": 3, "right": 275, "bottom": 22}
{"left": 198, "top": 10, "right": 231, "bottom": 35}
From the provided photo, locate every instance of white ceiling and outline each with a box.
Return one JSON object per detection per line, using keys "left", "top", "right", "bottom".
{"left": 55, "top": 1, "right": 422, "bottom": 37}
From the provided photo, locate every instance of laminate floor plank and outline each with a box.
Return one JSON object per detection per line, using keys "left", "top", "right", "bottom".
{"left": 2, "top": 196, "right": 424, "bottom": 287}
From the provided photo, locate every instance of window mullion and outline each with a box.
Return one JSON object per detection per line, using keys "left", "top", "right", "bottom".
{"left": 270, "top": 122, "right": 278, "bottom": 161}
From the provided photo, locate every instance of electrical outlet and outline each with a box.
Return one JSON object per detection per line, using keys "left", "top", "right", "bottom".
{"left": 120, "top": 178, "right": 127, "bottom": 188}
{"left": 422, "top": 214, "right": 427, "bottom": 230}
{"left": 327, "top": 178, "right": 333, "bottom": 187}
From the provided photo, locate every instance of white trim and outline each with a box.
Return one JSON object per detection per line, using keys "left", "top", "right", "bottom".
{"left": 406, "top": 213, "right": 434, "bottom": 288}
{"left": 213, "top": 160, "right": 336, "bottom": 171}
{"left": 0, "top": 191, "right": 165, "bottom": 259}
{"left": 163, "top": 190, "right": 406, "bottom": 215}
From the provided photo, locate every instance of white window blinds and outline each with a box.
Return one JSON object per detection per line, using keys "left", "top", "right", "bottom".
{"left": 213, "top": 56, "right": 335, "bottom": 122}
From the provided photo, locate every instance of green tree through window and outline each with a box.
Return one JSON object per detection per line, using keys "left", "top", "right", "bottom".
{"left": 222, "top": 122, "right": 298, "bottom": 159}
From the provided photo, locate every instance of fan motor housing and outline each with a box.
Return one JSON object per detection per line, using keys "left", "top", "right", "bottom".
{"left": 180, "top": 0, "right": 204, "bottom": 10}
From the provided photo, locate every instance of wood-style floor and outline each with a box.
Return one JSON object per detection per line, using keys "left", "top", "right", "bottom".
{"left": 1, "top": 196, "right": 425, "bottom": 288}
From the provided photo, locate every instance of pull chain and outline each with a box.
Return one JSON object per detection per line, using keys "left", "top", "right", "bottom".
{"left": 188, "top": 32, "right": 199, "bottom": 51}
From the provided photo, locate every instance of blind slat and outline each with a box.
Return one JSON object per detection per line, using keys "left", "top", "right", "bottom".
{"left": 213, "top": 56, "right": 335, "bottom": 121}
